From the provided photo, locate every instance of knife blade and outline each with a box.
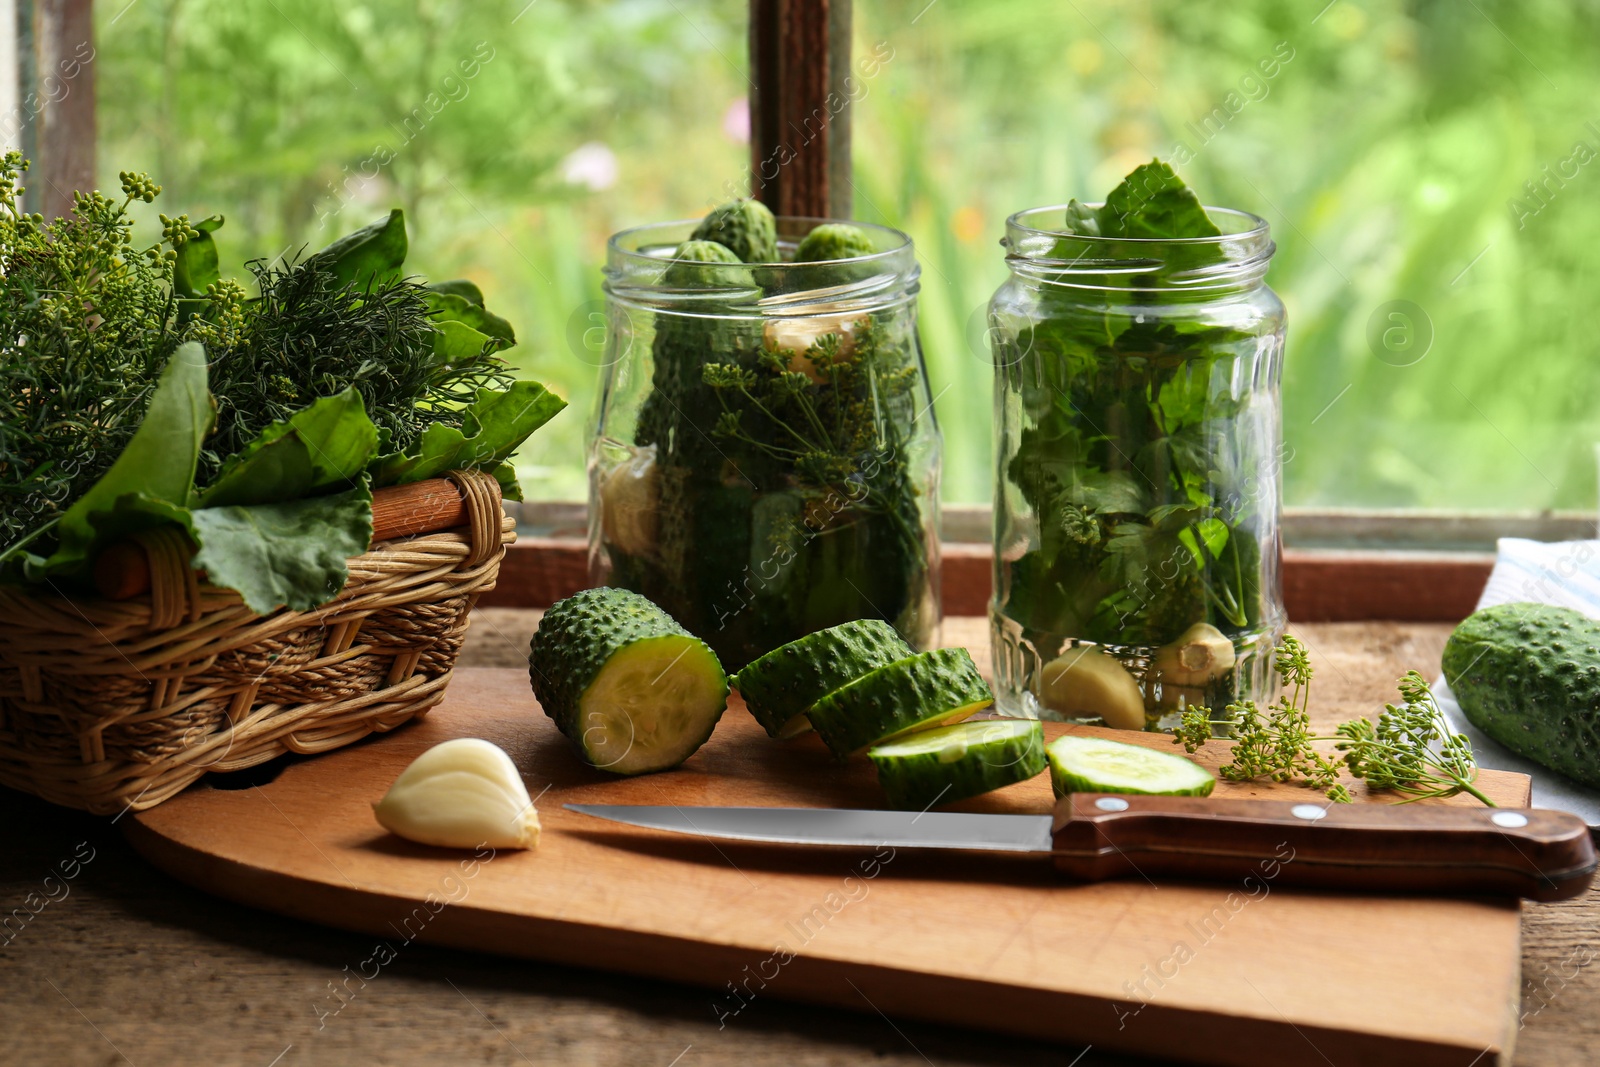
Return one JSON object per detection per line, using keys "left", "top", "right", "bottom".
{"left": 568, "top": 794, "right": 1598, "bottom": 902}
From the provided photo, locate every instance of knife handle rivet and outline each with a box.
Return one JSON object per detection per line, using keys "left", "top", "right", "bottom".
{"left": 1491, "top": 812, "right": 1529, "bottom": 828}
{"left": 1095, "top": 797, "right": 1130, "bottom": 812}
{"left": 1291, "top": 804, "right": 1327, "bottom": 821}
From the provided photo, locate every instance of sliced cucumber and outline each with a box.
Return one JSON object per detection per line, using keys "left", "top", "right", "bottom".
{"left": 806, "top": 647, "right": 993, "bottom": 758}
{"left": 1045, "top": 735, "right": 1215, "bottom": 799}
{"left": 528, "top": 588, "right": 728, "bottom": 775}
{"left": 869, "top": 719, "right": 1046, "bottom": 810}
{"left": 731, "top": 620, "right": 913, "bottom": 738}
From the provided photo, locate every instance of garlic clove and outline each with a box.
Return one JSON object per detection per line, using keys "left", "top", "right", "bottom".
{"left": 373, "top": 738, "right": 541, "bottom": 850}
{"left": 763, "top": 315, "right": 858, "bottom": 383}
{"left": 599, "top": 445, "right": 659, "bottom": 558}
{"left": 1036, "top": 646, "right": 1146, "bottom": 730}
{"left": 1148, "top": 622, "right": 1237, "bottom": 688}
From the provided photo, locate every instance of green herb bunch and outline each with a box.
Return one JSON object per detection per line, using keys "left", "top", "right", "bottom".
{"left": 0, "top": 162, "right": 564, "bottom": 613}
{"left": 1333, "top": 672, "right": 1491, "bottom": 804}
{"left": 1173, "top": 636, "right": 1492, "bottom": 806}
{"left": 0, "top": 155, "right": 182, "bottom": 551}
{"left": 198, "top": 256, "right": 511, "bottom": 480}
{"left": 703, "top": 319, "right": 928, "bottom": 597}
{"left": 0, "top": 159, "right": 527, "bottom": 555}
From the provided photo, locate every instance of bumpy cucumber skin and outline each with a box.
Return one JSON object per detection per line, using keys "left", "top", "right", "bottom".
{"left": 794, "top": 223, "right": 875, "bottom": 262}
{"left": 690, "top": 199, "right": 777, "bottom": 263}
{"left": 1046, "top": 736, "right": 1215, "bottom": 799}
{"left": 870, "top": 721, "right": 1046, "bottom": 810}
{"left": 731, "top": 620, "right": 913, "bottom": 738}
{"left": 807, "top": 647, "right": 994, "bottom": 758}
{"left": 669, "top": 239, "right": 739, "bottom": 263}
{"left": 661, "top": 239, "right": 752, "bottom": 288}
{"left": 1443, "top": 603, "right": 1600, "bottom": 788}
{"left": 528, "top": 587, "right": 729, "bottom": 764}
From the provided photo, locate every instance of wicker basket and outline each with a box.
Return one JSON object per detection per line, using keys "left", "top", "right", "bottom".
{"left": 0, "top": 468, "right": 513, "bottom": 815}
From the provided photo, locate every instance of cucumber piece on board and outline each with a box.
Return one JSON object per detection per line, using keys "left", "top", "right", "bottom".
{"left": 731, "top": 620, "right": 913, "bottom": 739}
{"left": 869, "top": 719, "right": 1046, "bottom": 810}
{"left": 806, "top": 647, "right": 994, "bottom": 758}
{"left": 528, "top": 588, "right": 728, "bottom": 775}
{"left": 1046, "top": 735, "right": 1215, "bottom": 798}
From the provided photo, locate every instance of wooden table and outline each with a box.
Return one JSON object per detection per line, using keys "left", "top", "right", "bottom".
{"left": 4, "top": 615, "right": 1597, "bottom": 1067}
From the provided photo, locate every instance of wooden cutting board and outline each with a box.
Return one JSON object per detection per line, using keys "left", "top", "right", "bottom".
{"left": 126, "top": 667, "right": 1530, "bottom": 1067}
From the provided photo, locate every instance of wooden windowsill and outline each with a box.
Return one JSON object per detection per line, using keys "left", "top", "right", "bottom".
{"left": 481, "top": 538, "right": 1495, "bottom": 622}
{"left": 509, "top": 500, "right": 1594, "bottom": 553}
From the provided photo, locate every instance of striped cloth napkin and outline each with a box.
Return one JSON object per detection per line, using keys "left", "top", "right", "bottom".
{"left": 1435, "top": 537, "right": 1600, "bottom": 822}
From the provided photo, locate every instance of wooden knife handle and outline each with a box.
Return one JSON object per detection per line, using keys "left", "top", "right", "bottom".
{"left": 1051, "top": 794, "right": 1597, "bottom": 901}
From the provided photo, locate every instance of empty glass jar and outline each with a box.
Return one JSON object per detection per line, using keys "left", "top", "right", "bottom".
{"left": 988, "top": 204, "right": 1287, "bottom": 726}
{"left": 592, "top": 217, "right": 941, "bottom": 671}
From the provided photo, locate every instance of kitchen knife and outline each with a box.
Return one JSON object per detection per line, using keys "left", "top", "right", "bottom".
{"left": 568, "top": 794, "right": 1598, "bottom": 902}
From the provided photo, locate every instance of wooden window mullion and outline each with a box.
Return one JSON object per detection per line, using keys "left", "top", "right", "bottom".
{"left": 748, "top": 0, "right": 852, "bottom": 219}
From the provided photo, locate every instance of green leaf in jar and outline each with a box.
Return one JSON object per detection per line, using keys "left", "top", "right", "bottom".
{"left": 1061, "top": 469, "right": 1144, "bottom": 515}
{"left": 1097, "top": 159, "right": 1222, "bottom": 242}
{"left": 1156, "top": 370, "right": 1211, "bottom": 430}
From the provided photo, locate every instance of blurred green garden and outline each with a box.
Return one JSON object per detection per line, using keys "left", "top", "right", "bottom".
{"left": 98, "top": 0, "right": 1600, "bottom": 510}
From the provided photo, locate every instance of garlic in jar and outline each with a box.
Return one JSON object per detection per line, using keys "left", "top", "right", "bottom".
{"left": 372, "top": 738, "right": 540, "bottom": 850}
{"left": 1036, "top": 646, "right": 1146, "bottom": 730}
{"left": 1146, "top": 622, "right": 1237, "bottom": 712}
{"left": 763, "top": 313, "right": 859, "bottom": 383}
{"left": 1148, "top": 622, "right": 1236, "bottom": 687}
{"left": 599, "top": 444, "right": 659, "bottom": 558}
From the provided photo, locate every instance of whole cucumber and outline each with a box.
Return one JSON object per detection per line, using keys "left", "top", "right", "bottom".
{"left": 1442, "top": 603, "right": 1600, "bottom": 788}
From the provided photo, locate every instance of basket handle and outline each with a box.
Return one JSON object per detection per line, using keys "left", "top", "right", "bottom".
{"left": 93, "top": 475, "right": 496, "bottom": 601}
{"left": 444, "top": 468, "right": 504, "bottom": 569}
{"left": 131, "top": 525, "right": 202, "bottom": 628}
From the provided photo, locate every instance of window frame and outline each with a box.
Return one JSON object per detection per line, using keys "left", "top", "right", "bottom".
{"left": 27, "top": 0, "right": 1557, "bottom": 621}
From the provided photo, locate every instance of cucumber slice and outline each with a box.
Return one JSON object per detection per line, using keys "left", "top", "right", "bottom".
{"left": 529, "top": 588, "right": 728, "bottom": 775}
{"left": 869, "top": 719, "right": 1046, "bottom": 810}
{"left": 1045, "top": 735, "right": 1216, "bottom": 799}
{"left": 731, "top": 620, "right": 913, "bottom": 738}
{"left": 806, "top": 647, "right": 994, "bottom": 758}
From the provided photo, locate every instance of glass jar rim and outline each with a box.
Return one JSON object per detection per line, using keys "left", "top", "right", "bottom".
{"left": 1003, "top": 203, "right": 1270, "bottom": 246}
{"left": 1000, "top": 203, "right": 1274, "bottom": 291}
{"left": 605, "top": 216, "right": 919, "bottom": 315}
{"left": 607, "top": 216, "right": 914, "bottom": 270}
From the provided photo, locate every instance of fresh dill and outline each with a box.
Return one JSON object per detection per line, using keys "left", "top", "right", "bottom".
{"left": 0, "top": 157, "right": 180, "bottom": 551}
{"left": 197, "top": 257, "right": 511, "bottom": 480}
{"left": 0, "top": 152, "right": 521, "bottom": 554}
{"left": 701, "top": 321, "right": 925, "bottom": 562}
{"left": 1172, "top": 635, "right": 1492, "bottom": 806}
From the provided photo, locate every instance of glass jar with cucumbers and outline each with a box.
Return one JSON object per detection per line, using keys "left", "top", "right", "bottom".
{"left": 988, "top": 161, "right": 1287, "bottom": 728}
{"left": 592, "top": 201, "right": 942, "bottom": 672}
